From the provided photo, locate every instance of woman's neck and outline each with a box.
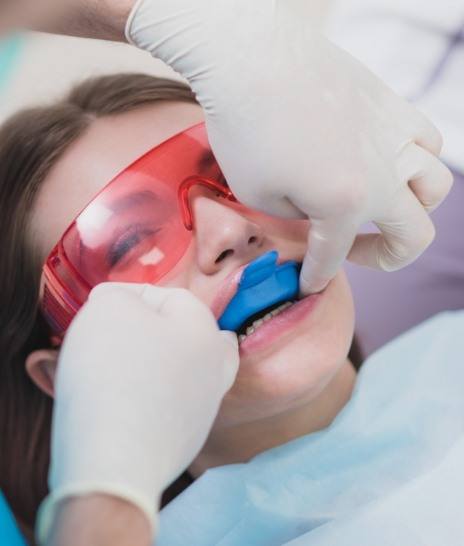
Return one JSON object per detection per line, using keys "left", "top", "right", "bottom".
{"left": 189, "top": 359, "right": 356, "bottom": 477}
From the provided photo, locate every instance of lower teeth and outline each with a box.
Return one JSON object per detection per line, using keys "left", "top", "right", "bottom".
{"left": 238, "top": 300, "right": 295, "bottom": 344}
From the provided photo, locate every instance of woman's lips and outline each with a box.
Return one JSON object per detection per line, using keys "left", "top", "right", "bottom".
{"left": 211, "top": 264, "right": 248, "bottom": 320}
{"left": 238, "top": 290, "right": 323, "bottom": 358}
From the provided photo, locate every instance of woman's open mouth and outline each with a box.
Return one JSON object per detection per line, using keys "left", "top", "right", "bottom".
{"left": 236, "top": 292, "right": 322, "bottom": 355}
{"left": 236, "top": 299, "right": 296, "bottom": 343}
{"left": 214, "top": 250, "right": 324, "bottom": 356}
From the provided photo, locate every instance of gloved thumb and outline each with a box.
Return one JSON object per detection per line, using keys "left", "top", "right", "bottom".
{"left": 218, "top": 331, "right": 240, "bottom": 391}
{"left": 300, "top": 216, "right": 358, "bottom": 294}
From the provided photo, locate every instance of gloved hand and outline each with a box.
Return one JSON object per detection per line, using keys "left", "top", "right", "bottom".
{"left": 37, "top": 283, "right": 239, "bottom": 543}
{"left": 126, "top": 0, "right": 453, "bottom": 293}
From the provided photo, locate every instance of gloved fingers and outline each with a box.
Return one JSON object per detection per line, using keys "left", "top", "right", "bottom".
{"left": 401, "top": 101, "right": 444, "bottom": 156}
{"left": 89, "top": 281, "right": 163, "bottom": 301}
{"left": 384, "top": 90, "right": 442, "bottom": 156}
{"left": 116, "top": 284, "right": 219, "bottom": 333}
{"left": 218, "top": 331, "right": 240, "bottom": 391}
{"left": 347, "top": 232, "right": 380, "bottom": 268}
{"left": 398, "top": 144, "right": 454, "bottom": 212}
{"left": 220, "top": 330, "right": 239, "bottom": 348}
{"left": 88, "top": 281, "right": 161, "bottom": 305}
{"left": 413, "top": 122, "right": 443, "bottom": 157}
{"left": 89, "top": 282, "right": 192, "bottom": 315}
{"left": 299, "top": 215, "right": 358, "bottom": 294}
{"left": 348, "top": 189, "right": 435, "bottom": 271}
{"left": 155, "top": 287, "right": 217, "bottom": 325}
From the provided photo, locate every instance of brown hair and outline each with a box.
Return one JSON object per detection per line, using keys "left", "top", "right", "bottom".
{"left": 0, "top": 73, "right": 196, "bottom": 543}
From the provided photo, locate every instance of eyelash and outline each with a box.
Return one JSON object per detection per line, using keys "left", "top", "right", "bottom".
{"left": 109, "top": 225, "right": 160, "bottom": 267}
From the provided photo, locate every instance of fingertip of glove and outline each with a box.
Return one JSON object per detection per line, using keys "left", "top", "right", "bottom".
{"left": 220, "top": 330, "right": 239, "bottom": 349}
{"left": 299, "top": 269, "right": 329, "bottom": 296}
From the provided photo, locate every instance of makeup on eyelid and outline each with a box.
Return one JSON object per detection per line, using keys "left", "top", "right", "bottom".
{"left": 107, "top": 225, "right": 162, "bottom": 267}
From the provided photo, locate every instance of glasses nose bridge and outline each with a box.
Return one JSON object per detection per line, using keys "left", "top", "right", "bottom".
{"left": 178, "top": 176, "right": 235, "bottom": 231}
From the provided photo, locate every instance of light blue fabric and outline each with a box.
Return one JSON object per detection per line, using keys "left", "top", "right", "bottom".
{"left": 0, "top": 491, "right": 27, "bottom": 546}
{"left": 0, "top": 36, "right": 22, "bottom": 93}
{"left": 157, "top": 311, "right": 464, "bottom": 545}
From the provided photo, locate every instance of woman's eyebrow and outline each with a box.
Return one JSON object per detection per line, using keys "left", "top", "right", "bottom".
{"left": 111, "top": 190, "right": 159, "bottom": 214}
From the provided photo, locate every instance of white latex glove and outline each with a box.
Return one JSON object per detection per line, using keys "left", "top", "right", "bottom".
{"left": 37, "top": 283, "right": 239, "bottom": 543}
{"left": 126, "top": 0, "right": 453, "bottom": 293}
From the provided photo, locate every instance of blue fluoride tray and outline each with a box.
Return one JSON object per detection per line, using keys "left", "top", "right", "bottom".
{"left": 218, "top": 250, "right": 300, "bottom": 331}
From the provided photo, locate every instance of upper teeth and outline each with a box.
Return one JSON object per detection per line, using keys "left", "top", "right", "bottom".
{"left": 238, "top": 301, "right": 295, "bottom": 344}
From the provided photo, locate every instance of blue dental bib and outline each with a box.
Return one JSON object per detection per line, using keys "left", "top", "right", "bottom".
{"left": 218, "top": 251, "right": 300, "bottom": 331}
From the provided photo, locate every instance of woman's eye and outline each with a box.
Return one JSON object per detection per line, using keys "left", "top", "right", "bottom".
{"left": 108, "top": 226, "right": 160, "bottom": 267}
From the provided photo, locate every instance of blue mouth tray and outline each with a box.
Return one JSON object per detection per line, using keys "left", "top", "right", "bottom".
{"left": 218, "top": 250, "right": 300, "bottom": 331}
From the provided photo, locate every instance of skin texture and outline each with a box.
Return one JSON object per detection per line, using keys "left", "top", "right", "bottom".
{"left": 0, "top": 0, "right": 332, "bottom": 38}
{"left": 27, "top": 100, "right": 357, "bottom": 474}
{"left": 0, "top": 0, "right": 135, "bottom": 40}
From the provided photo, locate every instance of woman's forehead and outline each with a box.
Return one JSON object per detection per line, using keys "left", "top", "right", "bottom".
{"left": 31, "top": 101, "right": 204, "bottom": 261}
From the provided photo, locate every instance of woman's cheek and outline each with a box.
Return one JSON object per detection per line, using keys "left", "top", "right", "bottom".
{"left": 157, "top": 244, "right": 196, "bottom": 289}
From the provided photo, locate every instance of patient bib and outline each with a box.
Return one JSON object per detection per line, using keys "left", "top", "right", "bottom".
{"left": 157, "top": 311, "right": 464, "bottom": 545}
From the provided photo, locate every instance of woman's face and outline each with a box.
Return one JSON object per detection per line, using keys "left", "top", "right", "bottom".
{"left": 31, "top": 100, "right": 355, "bottom": 428}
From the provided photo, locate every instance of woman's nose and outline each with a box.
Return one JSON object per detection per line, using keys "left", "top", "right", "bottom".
{"left": 192, "top": 194, "right": 265, "bottom": 274}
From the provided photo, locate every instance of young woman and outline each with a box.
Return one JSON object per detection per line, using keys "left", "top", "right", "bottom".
{"left": 1, "top": 73, "right": 462, "bottom": 546}
{"left": 0, "top": 72, "right": 360, "bottom": 543}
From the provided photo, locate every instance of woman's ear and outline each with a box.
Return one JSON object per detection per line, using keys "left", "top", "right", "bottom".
{"left": 25, "top": 349, "right": 59, "bottom": 398}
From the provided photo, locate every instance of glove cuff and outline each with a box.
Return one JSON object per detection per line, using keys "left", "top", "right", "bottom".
{"left": 36, "top": 483, "right": 160, "bottom": 545}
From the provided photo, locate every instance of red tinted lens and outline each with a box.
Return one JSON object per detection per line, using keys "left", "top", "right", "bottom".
{"left": 42, "top": 123, "right": 223, "bottom": 339}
